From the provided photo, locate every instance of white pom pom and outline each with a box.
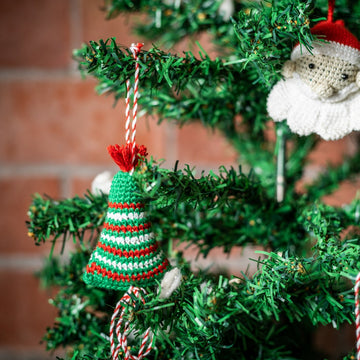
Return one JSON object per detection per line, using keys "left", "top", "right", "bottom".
{"left": 91, "top": 171, "right": 113, "bottom": 195}
{"left": 159, "top": 267, "right": 182, "bottom": 299}
{"left": 218, "top": 0, "right": 234, "bottom": 21}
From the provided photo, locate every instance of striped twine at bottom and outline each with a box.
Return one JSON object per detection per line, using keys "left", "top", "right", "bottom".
{"left": 110, "top": 286, "right": 153, "bottom": 360}
{"left": 355, "top": 272, "right": 360, "bottom": 360}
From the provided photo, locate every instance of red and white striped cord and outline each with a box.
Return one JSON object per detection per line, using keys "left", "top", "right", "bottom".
{"left": 125, "top": 76, "right": 131, "bottom": 145}
{"left": 355, "top": 272, "right": 360, "bottom": 359}
{"left": 124, "top": 42, "right": 143, "bottom": 172}
{"left": 129, "top": 43, "right": 142, "bottom": 152}
{"left": 110, "top": 286, "right": 153, "bottom": 360}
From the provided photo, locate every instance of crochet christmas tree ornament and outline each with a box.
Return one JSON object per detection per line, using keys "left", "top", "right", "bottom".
{"left": 83, "top": 43, "right": 179, "bottom": 360}
{"left": 84, "top": 144, "right": 170, "bottom": 290}
{"left": 267, "top": 0, "right": 360, "bottom": 141}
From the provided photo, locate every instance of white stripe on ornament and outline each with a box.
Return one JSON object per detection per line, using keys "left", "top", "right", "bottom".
{"left": 94, "top": 252, "right": 163, "bottom": 272}
{"left": 106, "top": 212, "right": 145, "bottom": 222}
{"left": 100, "top": 232, "right": 154, "bottom": 246}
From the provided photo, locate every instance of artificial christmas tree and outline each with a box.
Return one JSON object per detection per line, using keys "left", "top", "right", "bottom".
{"left": 27, "top": 0, "right": 360, "bottom": 359}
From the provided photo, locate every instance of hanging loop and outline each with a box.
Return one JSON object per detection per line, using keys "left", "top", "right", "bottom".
{"left": 327, "top": 0, "right": 335, "bottom": 22}
{"left": 124, "top": 42, "right": 144, "bottom": 173}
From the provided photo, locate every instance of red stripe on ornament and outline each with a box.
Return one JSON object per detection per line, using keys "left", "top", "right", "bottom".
{"left": 108, "top": 202, "right": 145, "bottom": 210}
{"left": 103, "top": 222, "right": 150, "bottom": 233}
{"left": 97, "top": 242, "right": 159, "bottom": 258}
{"left": 86, "top": 258, "right": 170, "bottom": 283}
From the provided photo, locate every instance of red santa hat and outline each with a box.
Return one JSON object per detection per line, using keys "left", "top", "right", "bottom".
{"left": 291, "top": 0, "right": 360, "bottom": 66}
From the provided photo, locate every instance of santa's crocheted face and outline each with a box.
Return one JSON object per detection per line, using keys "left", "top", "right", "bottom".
{"left": 267, "top": 19, "right": 360, "bottom": 140}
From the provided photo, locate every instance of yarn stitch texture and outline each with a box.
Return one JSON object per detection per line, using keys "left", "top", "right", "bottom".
{"left": 295, "top": 55, "right": 358, "bottom": 97}
{"left": 291, "top": 18, "right": 360, "bottom": 66}
{"left": 266, "top": 74, "right": 360, "bottom": 140}
{"left": 84, "top": 170, "right": 170, "bottom": 290}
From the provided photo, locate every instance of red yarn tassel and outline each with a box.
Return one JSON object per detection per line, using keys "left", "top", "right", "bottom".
{"left": 107, "top": 144, "right": 147, "bottom": 172}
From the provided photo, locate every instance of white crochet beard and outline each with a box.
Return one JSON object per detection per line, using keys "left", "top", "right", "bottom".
{"left": 267, "top": 74, "right": 360, "bottom": 140}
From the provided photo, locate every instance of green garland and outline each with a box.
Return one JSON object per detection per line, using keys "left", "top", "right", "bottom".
{"left": 33, "top": 198, "right": 360, "bottom": 359}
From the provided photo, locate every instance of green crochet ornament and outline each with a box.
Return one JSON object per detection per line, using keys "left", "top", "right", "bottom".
{"left": 84, "top": 143, "right": 170, "bottom": 290}
{"left": 84, "top": 43, "right": 179, "bottom": 360}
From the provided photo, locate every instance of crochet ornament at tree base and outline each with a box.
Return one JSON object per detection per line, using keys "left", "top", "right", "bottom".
{"left": 267, "top": 0, "right": 360, "bottom": 140}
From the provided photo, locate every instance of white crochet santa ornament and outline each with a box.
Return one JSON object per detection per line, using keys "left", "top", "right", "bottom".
{"left": 267, "top": 0, "right": 360, "bottom": 140}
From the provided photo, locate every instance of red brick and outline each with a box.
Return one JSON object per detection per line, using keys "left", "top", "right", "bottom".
{"left": 322, "top": 177, "right": 360, "bottom": 207}
{"left": 314, "top": 324, "right": 355, "bottom": 360}
{"left": 0, "top": 271, "right": 57, "bottom": 348}
{"left": 177, "top": 242, "right": 264, "bottom": 277}
{"left": 0, "top": 348, "right": 57, "bottom": 360}
{"left": 266, "top": 125, "right": 357, "bottom": 171}
{"left": 81, "top": 0, "right": 220, "bottom": 58}
{"left": 174, "top": 30, "right": 219, "bottom": 59}
{"left": 80, "top": 1, "right": 219, "bottom": 59}
{"left": 263, "top": 121, "right": 276, "bottom": 143}
{"left": 71, "top": 175, "right": 100, "bottom": 197}
{"left": 0, "top": 80, "right": 166, "bottom": 164}
{"left": 176, "top": 122, "right": 238, "bottom": 168}
{"left": 307, "top": 136, "right": 356, "bottom": 167}
{"left": 0, "top": 177, "right": 60, "bottom": 254}
{"left": 0, "top": 0, "right": 71, "bottom": 68}
{"left": 81, "top": 0, "right": 146, "bottom": 47}
{"left": 295, "top": 134, "right": 358, "bottom": 193}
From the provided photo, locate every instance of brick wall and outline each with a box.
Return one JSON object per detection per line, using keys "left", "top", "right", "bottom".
{"left": 0, "top": 1, "right": 358, "bottom": 359}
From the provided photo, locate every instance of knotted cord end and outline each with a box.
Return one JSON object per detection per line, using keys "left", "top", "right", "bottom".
{"left": 130, "top": 43, "right": 144, "bottom": 58}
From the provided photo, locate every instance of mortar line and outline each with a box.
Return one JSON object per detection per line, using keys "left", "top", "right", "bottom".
{"left": 69, "top": 0, "right": 83, "bottom": 74}
{"left": 60, "top": 169, "right": 72, "bottom": 198}
{"left": 0, "top": 254, "right": 47, "bottom": 271}
{"left": 163, "top": 121, "right": 178, "bottom": 169}
{"left": 0, "top": 69, "right": 81, "bottom": 81}
{"left": 0, "top": 164, "right": 115, "bottom": 177}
